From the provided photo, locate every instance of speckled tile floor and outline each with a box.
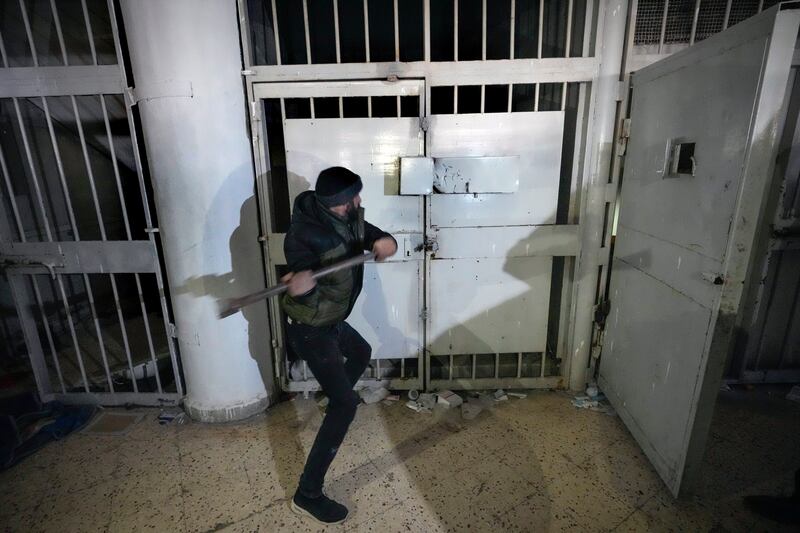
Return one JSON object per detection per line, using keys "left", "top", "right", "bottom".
{"left": 1, "top": 388, "right": 798, "bottom": 533}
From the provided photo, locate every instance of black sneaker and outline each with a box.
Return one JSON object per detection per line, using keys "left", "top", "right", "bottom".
{"left": 290, "top": 490, "right": 349, "bottom": 525}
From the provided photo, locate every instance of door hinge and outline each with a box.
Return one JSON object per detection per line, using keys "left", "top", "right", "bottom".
{"left": 617, "top": 118, "right": 632, "bottom": 156}
{"left": 168, "top": 323, "right": 177, "bottom": 338}
{"left": 419, "top": 307, "right": 429, "bottom": 321}
{"left": 242, "top": 69, "right": 254, "bottom": 76}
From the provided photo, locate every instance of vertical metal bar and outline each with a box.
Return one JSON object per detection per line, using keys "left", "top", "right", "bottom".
{"left": 758, "top": 0, "right": 764, "bottom": 12}
{"left": 723, "top": 0, "right": 733, "bottom": 30}
{"left": 454, "top": 85, "right": 459, "bottom": 114}
{"left": 70, "top": 96, "right": 106, "bottom": 240}
{"left": 534, "top": 83, "right": 540, "bottom": 111}
{"left": 471, "top": 353, "right": 476, "bottom": 379}
{"left": 396, "top": 95, "right": 401, "bottom": 117}
{"left": 338, "top": 96, "right": 343, "bottom": 117}
{"left": 508, "top": 84, "right": 513, "bottom": 112}
{"left": 565, "top": 0, "right": 574, "bottom": 57}
{"left": 401, "top": 357, "right": 406, "bottom": 379}
{"left": 108, "top": 0, "right": 179, "bottom": 395}
{"left": 516, "top": 352, "right": 522, "bottom": 378}
{"left": 689, "top": 0, "right": 701, "bottom": 45}
{"left": 449, "top": 354, "right": 453, "bottom": 380}
{"left": 540, "top": 350, "right": 547, "bottom": 377}
{"left": 494, "top": 353, "right": 499, "bottom": 379}
{"left": 66, "top": 96, "right": 116, "bottom": 390}
{"left": 334, "top": 0, "right": 342, "bottom": 63}
{"left": 0, "top": 30, "right": 8, "bottom": 67}
{"left": 394, "top": 0, "right": 400, "bottom": 61}
{"left": 56, "top": 275, "right": 90, "bottom": 392}
{"left": 481, "top": 0, "right": 487, "bottom": 60}
{"left": 302, "top": 0, "right": 312, "bottom": 64}
{"left": 0, "top": 146, "right": 24, "bottom": 240}
{"left": 509, "top": 0, "right": 516, "bottom": 59}
{"left": 363, "top": 0, "right": 371, "bottom": 62}
{"left": 31, "top": 279, "right": 66, "bottom": 393}
{"left": 303, "top": 360, "right": 309, "bottom": 380}
{"left": 0, "top": 148, "right": 66, "bottom": 394}
{"left": 18, "top": 0, "right": 38, "bottom": 67}
{"left": 49, "top": 0, "right": 69, "bottom": 65}
{"left": 271, "top": 0, "right": 282, "bottom": 65}
{"left": 537, "top": 0, "right": 544, "bottom": 58}
{"left": 454, "top": 0, "right": 459, "bottom": 61}
{"left": 561, "top": 82, "right": 567, "bottom": 111}
{"left": 12, "top": 98, "right": 53, "bottom": 241}
{"left": 376, "top": 358, "right": 381, "bottom": 378}
{"left": 658, "top": 0, "right": 669, "bottom": 54}
{"left": 480, "top": 85, "right": 485, "bottom": 113}
{"left": 134, "top": 276, "right": 163, "bottom": 393}
{"left": 368, "top": 96, "right": 372, "bottom": 117}
{"left": 99, "top": 95, "right": 140, "bottom": 391}
{"left": 81, "top": 0, "right": 98, "bottom": 65}
{"left": 424, "top": 0, "right": 431, "bottom": 62}
{"left": 310, "top": 97, "right": 316, "bottom": 119}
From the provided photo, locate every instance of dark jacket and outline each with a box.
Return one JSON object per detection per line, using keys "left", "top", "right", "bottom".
{"left": 281, "top": 191, "right": 395, "bottom": 327}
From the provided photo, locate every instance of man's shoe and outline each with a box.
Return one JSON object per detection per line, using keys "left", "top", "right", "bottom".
{"left": 291, "top": 490, "right": 349, "bottom": 525}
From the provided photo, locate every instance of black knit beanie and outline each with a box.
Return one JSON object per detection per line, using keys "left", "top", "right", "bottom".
{"left": 315, "top": 167, "right": 363, "bottom": 207}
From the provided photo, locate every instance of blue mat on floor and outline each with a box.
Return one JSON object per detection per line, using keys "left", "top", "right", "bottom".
{"left": 0, "top": 391, "right": 96, "bottom": 470}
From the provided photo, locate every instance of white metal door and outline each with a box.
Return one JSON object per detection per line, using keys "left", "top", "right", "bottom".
{"left": 600, "top": 5, "right": 800, "bottom": 497}
{"left": 253, "top": 80, "right": 425, "bottom": 391}
{"left": 425, "top": 112, "right": 569, "bottom": 389}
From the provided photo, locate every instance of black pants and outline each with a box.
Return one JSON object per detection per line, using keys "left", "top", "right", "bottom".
{"left": 286, "top": 320, "right": 371, "bottom": 497}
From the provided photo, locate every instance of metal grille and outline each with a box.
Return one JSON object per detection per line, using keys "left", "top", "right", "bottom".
{"left": 0, "top": 0, "right": 181, "bottom": 405}
{"left": 694, "top": 0, "right": 728, "bottom": 42}
{"left": 633, "top": 0, "right": 666, "bottom": 45}
{"left": 634, "top": 0, "right": 774, "bottom": 47}
{"left": 664, "top": 0, "right": 695, "bottom": 44}
{"left": 246, "top": 0, "right": 587, "bottom": 65}
{"left": 727, "top": 0, "right": 760, "bottom": 27}
{"left": 430, "top": 83, "right": 569, "bottom": 113}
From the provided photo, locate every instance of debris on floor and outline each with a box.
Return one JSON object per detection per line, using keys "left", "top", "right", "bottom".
{"left": 494, "top": 389, "right": 509, "bottom": 401}
{"left": 572, "top": 392, "right": 616, "bottom": 416}
{"left": 786, "top": 385, "right": 800, "bottom": 403}
{"left": 405, "top": 400, "right": 429, "bottom": 413}
{"left": 359, "top": 386, "right": 391, "bottom": 404}
{"left": 437, "top": 390, "right": 463, "bottom": 408}
{"left": 157, "top": 409, "right": 186, "bottom": 425}
{"left": 507, "top": 392, "right": 527, "bottom": 399}
{"left": 418, "top": 393, "right": 438, "bottom": 410}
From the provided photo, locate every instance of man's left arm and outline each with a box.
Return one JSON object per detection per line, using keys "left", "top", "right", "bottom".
{"left": 364, "top": 221, "right": 397, "bottom": 261}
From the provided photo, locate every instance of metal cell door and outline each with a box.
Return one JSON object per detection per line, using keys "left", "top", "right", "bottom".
{"left": 600, "top": 5, "right": 800, "bottom": 497}
{"left": 425, "top": 112, "right": 569, "bottom": 390}
{"left": 253, "top": 80, "right": 426, "bottom": 392}
{"left": 0, "top": 0, "right": 182, "bottom": 405}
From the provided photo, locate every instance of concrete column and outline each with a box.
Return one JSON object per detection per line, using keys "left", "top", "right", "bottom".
{"left": 569, "top": 0, "right": 628, "bottom": 391}
{"left": 119, "top": 0, "right": 274, "bottom": 421}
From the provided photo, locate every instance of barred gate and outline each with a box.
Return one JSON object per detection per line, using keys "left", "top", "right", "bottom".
{"left": 0, "top": 0, "right": 181, "bottom": 405}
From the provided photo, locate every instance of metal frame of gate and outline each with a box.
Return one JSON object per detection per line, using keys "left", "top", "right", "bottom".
{"left": 0, "top": 0, "right": 182, "bottom": 406}
{"left": 237, "top": 0, "right": 620, "bottom": 392}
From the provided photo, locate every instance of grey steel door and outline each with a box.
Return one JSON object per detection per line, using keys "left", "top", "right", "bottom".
{"left": 600, "top": 5, "right": 800, "bottom": 497}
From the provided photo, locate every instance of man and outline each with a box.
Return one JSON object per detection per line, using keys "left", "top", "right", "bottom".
{"left": 281, "top": 166, "right": 397, "bottom": 525}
